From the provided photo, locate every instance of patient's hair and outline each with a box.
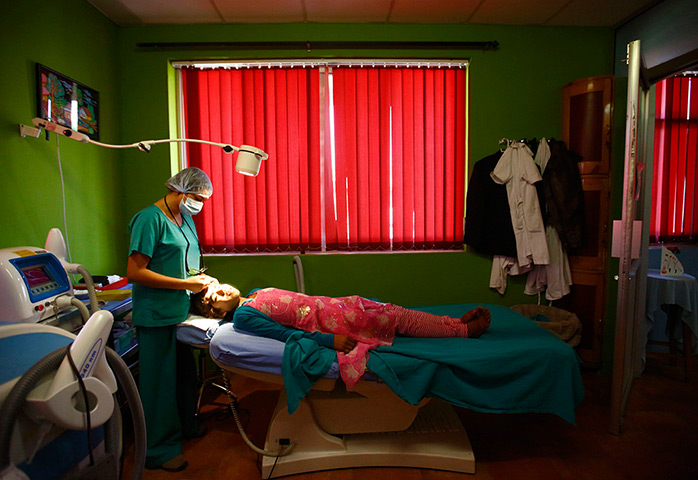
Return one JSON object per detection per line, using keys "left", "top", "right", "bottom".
{"left": 190, "top": 289, "right": 213, "bottom": 317}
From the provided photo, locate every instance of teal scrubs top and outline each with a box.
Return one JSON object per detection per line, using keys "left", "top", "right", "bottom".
{"left": 129, "top": 204, "right": 201, "bottom": 327}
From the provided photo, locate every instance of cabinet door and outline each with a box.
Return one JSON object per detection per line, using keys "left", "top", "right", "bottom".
{"left": 562, "top": 75, "right": 613, "bottom": 175}
{"left": 557, "top": 270, "right": 607, "bottom": 367}
{"left": 568, "top": 176, "right": 610, "bottom": 271}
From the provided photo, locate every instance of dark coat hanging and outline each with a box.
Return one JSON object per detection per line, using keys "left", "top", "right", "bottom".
{"left": 542, "top": 140, "right": 584, "bottom": 250}
{"left": 464, "top": 151, "right": 518, "bottom": 257}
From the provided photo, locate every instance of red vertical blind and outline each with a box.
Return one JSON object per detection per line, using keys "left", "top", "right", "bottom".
{"left": 651, "top": 76, "right": 698, "bottom": 242}
{"left": 330, "top": 67, "right": 466, "bottom": 250}
{"left": 181, "top": 64, "right": 467, "bottom": 253}
{"left": 182, "top": 67, "right": 323, "bottom": 253}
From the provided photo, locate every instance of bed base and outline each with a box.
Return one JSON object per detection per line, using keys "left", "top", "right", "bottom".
{"left": 218, "top": 366, "right": 475, "bottom": 478}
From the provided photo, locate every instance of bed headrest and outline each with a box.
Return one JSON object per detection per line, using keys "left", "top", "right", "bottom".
{"left": 176, "top": 314, "right": 226, "bottom": 347}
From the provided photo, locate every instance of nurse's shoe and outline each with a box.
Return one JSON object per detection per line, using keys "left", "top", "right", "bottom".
{"left": 146, "top": 454, "right": 188, "bottom": 472}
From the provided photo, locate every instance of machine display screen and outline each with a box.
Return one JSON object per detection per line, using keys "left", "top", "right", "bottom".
{"left": 22, "top": 264, "right": 59, "bottom": 295}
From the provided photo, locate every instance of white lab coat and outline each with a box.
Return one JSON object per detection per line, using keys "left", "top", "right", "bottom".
{"left": 491, "top": 142, "right": 549, "bottom": 267}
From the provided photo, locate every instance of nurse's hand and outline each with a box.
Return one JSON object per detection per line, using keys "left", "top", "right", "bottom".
{"left": 186, "top": 275, "right": 213, "bottom": 293}
{"left": 333, "top": 334, "right": 357, "bottom": 354}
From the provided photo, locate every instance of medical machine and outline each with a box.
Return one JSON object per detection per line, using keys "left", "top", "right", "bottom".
{"left": 0, "top": 229, "right": 101, "bottom": 328}
{"left": 0, "top": 232, "right": 146, "bottom": 480}
{"left": 0, "top": 247, "right": 73, "bottom": 324}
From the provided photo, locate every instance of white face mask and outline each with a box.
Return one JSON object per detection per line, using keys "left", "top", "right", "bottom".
{"left": 180, "top": 196, "right": 204, "bottom": 216}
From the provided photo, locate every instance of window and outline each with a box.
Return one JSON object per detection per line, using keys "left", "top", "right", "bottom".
{"left": 651, "top": 75, "right": 698, "bottom": 243}
{"left": 177, "top": 60, "right": 468, "bottom": 254}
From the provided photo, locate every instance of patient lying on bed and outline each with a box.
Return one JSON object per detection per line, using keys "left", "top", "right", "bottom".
{"left": 191, "top": 283, "right": 490, "bottom": 388}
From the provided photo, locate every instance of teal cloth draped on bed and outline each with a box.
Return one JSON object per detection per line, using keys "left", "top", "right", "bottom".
{"left": 282, "top": 303, "right": 584, "bottom": 424}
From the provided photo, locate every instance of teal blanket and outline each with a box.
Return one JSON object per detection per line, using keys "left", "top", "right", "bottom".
{"left": 282, "top": 304, "right": 584, "bottom": 424}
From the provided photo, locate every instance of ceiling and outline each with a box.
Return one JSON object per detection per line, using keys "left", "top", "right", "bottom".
{"left": 87, "top": 0, "right": 660, "bottom": 28}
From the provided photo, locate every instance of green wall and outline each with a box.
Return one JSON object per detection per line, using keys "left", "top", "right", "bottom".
{"left": 115, "top": 23, "right": 614, "bottom": 306}
{"left": 0, "top": 0, "right": 124, "bottom": 274}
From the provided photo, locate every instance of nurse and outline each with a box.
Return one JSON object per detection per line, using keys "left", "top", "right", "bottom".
{"left": 127, "top": 167, "right": 215, "bottom": 472}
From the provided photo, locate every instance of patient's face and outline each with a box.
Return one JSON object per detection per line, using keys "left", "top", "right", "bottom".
{"left": 201, "top": 282, "right": 241, "bottom": 317}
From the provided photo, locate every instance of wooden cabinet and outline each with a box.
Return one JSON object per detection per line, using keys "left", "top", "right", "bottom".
{"left": 562, "top": 76, "right": 614, "bottom": 175}
{"left": 568, "top": 176, "right": 611, "bottom": 272}
{"left": 561, "top": 75, "right": 614, "bottom": 367}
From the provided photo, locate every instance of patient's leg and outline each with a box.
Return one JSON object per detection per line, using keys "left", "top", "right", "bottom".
{"left": 393, "top": 306, "right": 489, "bottom": 338}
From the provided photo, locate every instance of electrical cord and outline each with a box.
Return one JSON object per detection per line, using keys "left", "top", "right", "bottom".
{"left": 221, "top": 373, "right": 294, "bottom": 458}
{"left": 64, "top": 344, "right": 94, "bottom": 466}
{"left": 266, "top": 455, "right": 280, "bottom": 479}
{"left": 54, "top": 135, "right": 73, "bottom": 267}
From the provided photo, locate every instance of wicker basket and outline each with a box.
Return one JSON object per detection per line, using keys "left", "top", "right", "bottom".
{"left": 510, "top": 304, "right": 582, "bottom": 347}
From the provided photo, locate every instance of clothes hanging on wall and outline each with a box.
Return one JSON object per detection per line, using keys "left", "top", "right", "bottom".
{"left": 516, "top": 227, "right": 573, "bottom": 301}
{"left": 464, "top": 151, "right": 518, "bottom": 258}
{"left": 540, "top": 139, "right": 584, "bottom": 250}
{"left": 490, "top": 142, "right": 550, "bottom": 267}
{"left": 533, "top": 136, "right": 550, "bottom": 172}
{"left": 530, "top": 138, "right": 573, "bottom": 301}
{"left": 490, "top": 255, "right": 531, "bottom": 295}
{"left": 486, "top": 138, "right": 573, "bottom": 301}
{"left": 541, "top": 224, "right": 572, "bottom": 300}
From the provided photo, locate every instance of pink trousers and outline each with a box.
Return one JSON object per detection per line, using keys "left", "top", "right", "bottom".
{"left": 392, "top": 306, "right": 469, "bottom": 338}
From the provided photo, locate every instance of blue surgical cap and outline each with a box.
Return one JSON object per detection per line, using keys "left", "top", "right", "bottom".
{"left": 166, "top": 167, "right": 213, "bottom": 197}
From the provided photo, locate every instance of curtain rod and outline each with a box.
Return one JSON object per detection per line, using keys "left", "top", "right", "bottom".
{"left": 172, "top": 59, "right": 470, "bottom": 69}
{"left": 137, "top": 40, "right": 499, "bottom": 52}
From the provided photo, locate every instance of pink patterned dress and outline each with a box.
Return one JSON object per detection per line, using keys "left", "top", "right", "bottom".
{"left": 243, "top": 288, "right": 400, "bottom": 387}
{"left": 243, "top": 288, "right": 472, "bottom": 388}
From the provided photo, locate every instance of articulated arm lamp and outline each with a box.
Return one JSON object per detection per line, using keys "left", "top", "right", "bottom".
{"left": 31, "top": 118, "right": 268, "bottom": 176}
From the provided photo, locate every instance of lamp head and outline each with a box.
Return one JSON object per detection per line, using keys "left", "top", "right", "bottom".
{"left": 235, "top": 145, "right": 269, "bottom": 177}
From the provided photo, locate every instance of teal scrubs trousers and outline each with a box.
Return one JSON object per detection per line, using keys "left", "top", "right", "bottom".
{"left": 138, "top": 325, "right": 199, "bottom": 467}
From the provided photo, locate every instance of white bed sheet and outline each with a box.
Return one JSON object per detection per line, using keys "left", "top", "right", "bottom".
{"left": 176, "top": 314, "right": 224, "bottom": 346}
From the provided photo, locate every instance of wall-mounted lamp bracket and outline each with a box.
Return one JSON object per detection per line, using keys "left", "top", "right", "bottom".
{"left": 19, "top": 124, "right": 41, "bottom": 138}
{"left": 27, "top": 117, "right": 269, "bottom": 177}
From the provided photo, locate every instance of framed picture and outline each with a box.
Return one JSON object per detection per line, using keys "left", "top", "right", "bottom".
{"left": 36, "top": 64, "right": 100, "bottom": 140}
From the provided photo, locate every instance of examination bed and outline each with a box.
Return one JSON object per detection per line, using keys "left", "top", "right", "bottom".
{"left": 179, "top": 303, "right": 584, "bottom": 478}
